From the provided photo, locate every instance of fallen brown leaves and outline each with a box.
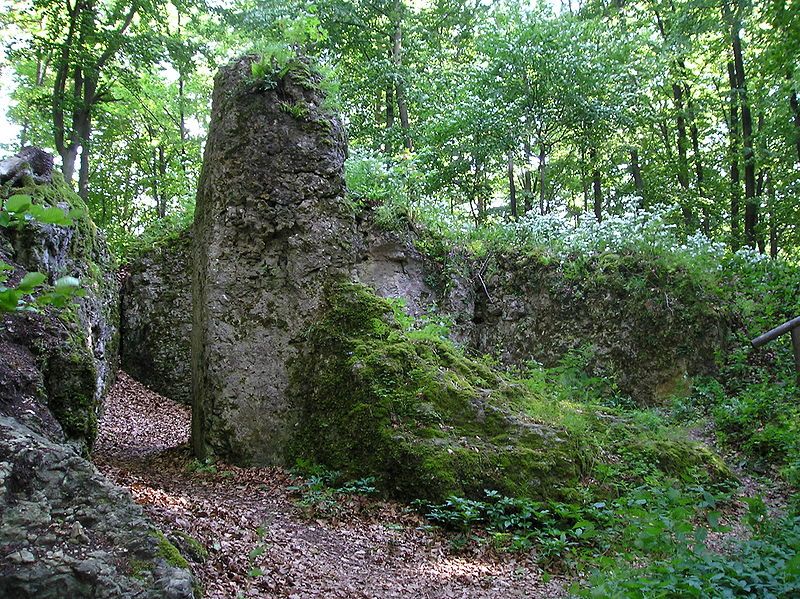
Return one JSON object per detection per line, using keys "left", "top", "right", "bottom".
{"left": 93, "top": 372, "right": 568, "bottom": 598}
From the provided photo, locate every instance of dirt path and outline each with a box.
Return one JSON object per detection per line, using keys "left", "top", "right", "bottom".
{"left": 93, "top": 373, "right": 569, "bottom": 599}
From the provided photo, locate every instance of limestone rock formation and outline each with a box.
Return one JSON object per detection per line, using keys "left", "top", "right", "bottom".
{"left": 0, "top": 167, "right": 196, "bottom": 598}
{"left": 470, "top": 252, "right": 723, "bottom": 405}
{"left": 354, "top": 214, "right": 437, "bottom": 319}
{"left": 0, "top": 417, "right": 195, "bottom": 599}
{"left": 1, "top": 172, "right": 118, "bottom": 450}
{"left": 122, "top": 229, "right": 193, "bottom": 404}
{"left": 192, "top": 57, "right": 357, "bottom": 464}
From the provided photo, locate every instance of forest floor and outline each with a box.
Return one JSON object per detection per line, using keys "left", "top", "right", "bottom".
{"left": 93, "top": 373, "right": 570, "bottom": 598}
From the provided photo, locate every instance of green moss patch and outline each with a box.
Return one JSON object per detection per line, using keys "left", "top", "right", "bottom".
{"left": 153, "top": 530, "right": 189, "bottom": 569}
{"left": 290, "top": 282, "right": 730, "bottom": 502}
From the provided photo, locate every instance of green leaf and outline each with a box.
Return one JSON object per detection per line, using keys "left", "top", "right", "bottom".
{"left": 248, "top": 545, "right": 266, "bottom": 560}
{"left": 0, "top": 289, "right": 20, "bottom": 311}
{"left": 18, "top": 271, "right": 47, "bottom": 292}
{"left": 5, "top": 194, "right": 32, "bottom": 213}
{"left": 28, "top": 204, "right": 71, "bottom": 226}
{"left": 54, "top": 276, "right": 81, "bottom": 290}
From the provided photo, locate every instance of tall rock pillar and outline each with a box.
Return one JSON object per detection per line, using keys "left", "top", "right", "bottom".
{"left": 192, "top": 58, "right": 356, "bottom": 465}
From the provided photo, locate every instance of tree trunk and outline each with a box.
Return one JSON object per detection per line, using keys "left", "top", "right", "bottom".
{"left": 538, "top": 145, "right": 546, "bottom": 216}
{"left": 591, "top": 147, "right": 602, "bottom": 222}
{"left": 788, "top": 72, "right": 800, "bottom": 164}
{"left": 767, "top": 174, "right": 778, "bottom": 258}
{"left": 391, "top": 24, "right": 412, "bottom": 152}
{"left": 629, "top": 147, "right": 644, "bottom": 206}
{"left": 53, "top": 0, "right": 80, "bottom": 183}
{"left": 508, "top": 152, "right": 517, "bottom": 219}
{"left": 728, "top": 0, "right": 757, "bottom": 247}
{"left": 672, "top": 83, "right": 690, "bottom": 191}
{"left": 522, "top": 137, "right": 532, "bottom": 213}
{"left": 727, "top": 61, "right": 741, "bottom": 250}
{"left": 687, "top": 93, "right": 706, "bottom": 233}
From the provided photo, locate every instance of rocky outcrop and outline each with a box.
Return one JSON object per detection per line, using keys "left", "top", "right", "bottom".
{"left": 1, "top": 172, "right": 118, "bottom": 450}
{"left": 1, "top": 168, "right": 196, "bottom": 597}
{"left": 0, "top": 417, "right": 195, "bottom": 599}
{"left": 0, "top": 146, "right": 54, "bottom": 186}
{"left": 354, "top": 215, "right": 437, "bottom": 319}
{"left": 121, "top": 229, "right": 192, "bottom": 405}
{"left": 470, "top": 252, "right": 723, "bottom": 405}
{"left": 192, "top": 57, "right": 357, "bottom": 464}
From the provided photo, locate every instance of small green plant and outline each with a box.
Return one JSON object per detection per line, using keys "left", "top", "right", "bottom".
{"left": 186, "top": 457, "right": 218, "bottom": 474}
{"left": 0, "top": 193, "right": 85, "bottom": 312}
{"left": 574, "top": 507, "right": 800, "bottom": 598}
{"left": 288, "top": 461, "right": 377, "bottom": 519}
{"left": 278, "top": 100, "right": 310, "bottom": 120}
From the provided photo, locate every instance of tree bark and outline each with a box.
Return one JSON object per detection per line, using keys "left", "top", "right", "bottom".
{"left": 788, "top": 72, "right": 800, "bottom": 164}
{"left": 391, "top": 24, "right": 412, "bottom": 152}
{"left": 52, "top": 0, "right": 139, "bottom": 195}
{"left": 538, "top": 144, "right": 546, "bottom": 216}
{"left": 629, "top": 147, "right": 644, "bottom": 206}
{"left": 767, "top": 174, "right": 778, "bottom": 258}
{"left": 508, "top": 152, "right": 517, "bottom": 219}
{"left": 727, "top": 0, "right": 757, "bottom": 247}
{"left": 727, "top": 61, "right": 741, "bottom": 250}
{"left": 522, "top": 137, "right": 533, "bottom": 213}
{"left": 591, "top": 147, "right": 602, "bottom": 222}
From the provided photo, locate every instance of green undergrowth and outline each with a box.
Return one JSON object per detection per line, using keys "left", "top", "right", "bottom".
{"left": 670, "top": 254, "right": 800, "bottom": 489}
{"left": 290, "top": 282, "right": 730, "bottom": 503}
{"left": 574, "top": 504, "right": 800, "bottom": 598}
{"left": 418, "top": 477, "right": 736, "bottom": 571}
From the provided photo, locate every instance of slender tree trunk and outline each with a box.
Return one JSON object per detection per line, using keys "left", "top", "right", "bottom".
{"left": 508, "top": 152, "right": 517, "bottom": 219}
{"left": 629, "top": 148, "right": 644, "bottom": 206}
{"left": 767, "top": 174, "right": 778, "bottom": 258}
{"left": 658, "top": 119, "right": 674, "bottom": 161}
{"left": 672, "top": 83, "right": 690, "bottom": 191}
{"left": 538, "top": 145, "right": 546, "bottom": 216}
{"left": 727, "top": 0, "right": 757, "bottom": 247}
{"left": 727, "top": 61, "right": 741, "bottom": 250}
{"left": 591, "top": 147, "right": 602, "bottom": 222}
{"left": 522, "top": 137, "right": 532, "bottom": 213}
{"left": 686, "top": 94, "right": 707, "bottom": 233}
{"left": 391, "top": 24, "right": 412, "bottom": 152}
{"left": 788, "top": 72, "right": 800, "bottom": 164}
{"left": 53, "top": 0, "right": 79, "bottom": 182}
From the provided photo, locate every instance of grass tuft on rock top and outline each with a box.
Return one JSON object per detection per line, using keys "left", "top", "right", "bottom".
{"left": 290, "top": 282, "right": 730, "bottom": 503}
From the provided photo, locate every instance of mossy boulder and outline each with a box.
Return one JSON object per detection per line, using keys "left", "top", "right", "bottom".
{"left": 290, "top": 283, "right": 729, "bottom": 502}
{"left": 1, "top": 171, "right": 119, "bottom": 451}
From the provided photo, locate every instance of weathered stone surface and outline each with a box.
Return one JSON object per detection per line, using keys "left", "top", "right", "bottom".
{"left": 469, "top": 252, "right": 724, "bottom": 405}
{"left": 121, "top": 229, "right": 192, "bottom": 404}
{"left": 0, "top": 165, "right": 196, "bottom": 597}
{"left": 0, "top": 416, "right": 196, "bottom": 599}
{"left": 354, "top": 215, "right": 436, "bottom": 319}
{"left": 1, "top": 171, "right": 118, "bottom": 450}
{"left": 192, "top": 57, "right": 357, "bottom": 464}
{"left": 0, "top": 146, "right": 54, "bottom": 186}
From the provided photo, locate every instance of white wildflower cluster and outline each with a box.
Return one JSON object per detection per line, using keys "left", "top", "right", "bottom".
{"left": 515, "top": 201, "right": 726, "bottom": 269}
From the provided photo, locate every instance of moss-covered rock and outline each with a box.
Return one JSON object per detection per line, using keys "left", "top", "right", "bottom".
{"left": 1, "top": 171, "right": 119, "bottom": 450}
{"left": 290, "top": 282, "right": 729, "bottom": 502}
